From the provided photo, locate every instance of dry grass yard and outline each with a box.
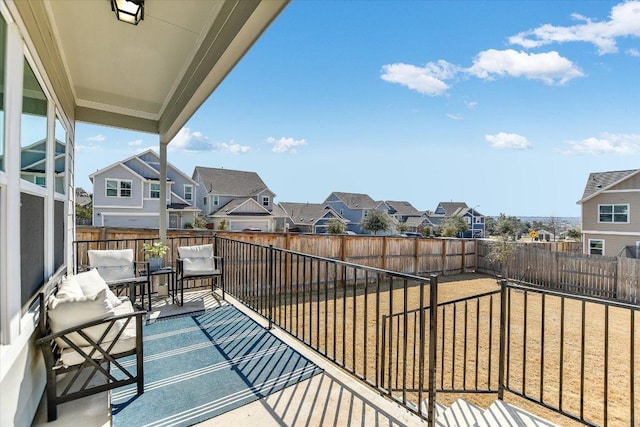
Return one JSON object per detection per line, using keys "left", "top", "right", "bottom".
{"left": 262, "top": 273, "right": 639, "bottom": 427}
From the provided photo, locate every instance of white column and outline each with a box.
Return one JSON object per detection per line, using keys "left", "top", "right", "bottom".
{"left": 159, "top": 141, "right": 167, "bottom": 244}
{"left": 1, "top": 21, "right": 24, "bottom": 343}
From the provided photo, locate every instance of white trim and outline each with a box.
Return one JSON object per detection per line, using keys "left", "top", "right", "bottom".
{"left": 102, "top": 212, "right": 160, "bottom": 217}
{"left": 1, "top": 18, "right": 25, "bottom": 345}
{"left": 578, "top": 170, "right": 640, "bottom": 204}
{"left": 601, "top": 189, "right": 640, "bottom": 194}
{"left": 184, "top": 184, "right": 193, "bottom": 202}
{"left": 597, "top": 203, "right": 629, "bottom": 224}
{"left": 582, "top": 230, "right": 640, "bottom": 237}
{"left": 93, "top": 204, "right": 143, "bottom": 209}
{"left": 588, "top": 238, "right": 605, "bottom": 256}
{"left": 149, "top": 182, "right": 161, "bottom": 199}
{"left": 105, "top": 177, "right": 133, "bottom": 198}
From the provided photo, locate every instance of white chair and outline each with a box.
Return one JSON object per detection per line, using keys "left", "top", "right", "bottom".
{"left": 176, "top": 244, "right": 224, "bottom": 305}
{"left": 88, "top": 249, "right": 152, "bottom": 310}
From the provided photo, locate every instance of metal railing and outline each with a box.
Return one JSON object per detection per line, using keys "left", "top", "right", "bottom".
{"left": 215, "top": 235, "right": 440, "bottom": 424}
{"left": 72, "top": 235, "right": 639, "bottom": 426}
{"left": 382, "top": 289, "right": 502, "bottom": 398}
{"left": 499, "top": 278, "right": 639, "bottom": 427}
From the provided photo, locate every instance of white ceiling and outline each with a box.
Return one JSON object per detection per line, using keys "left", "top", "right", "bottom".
{"left": 34, "top": 0, "right": 288, "bottom": 143}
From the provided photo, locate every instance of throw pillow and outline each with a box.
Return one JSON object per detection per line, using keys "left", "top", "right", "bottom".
{"left": 56, "top": 276, "right": 84, "bottom": 300}
{"left": 75, "top": 268, "right": 122, "bottom": 307}
{"left": 48, "top": 289, "right": 122, "bottom": 349}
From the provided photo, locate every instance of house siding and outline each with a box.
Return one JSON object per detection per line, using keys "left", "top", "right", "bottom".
{"left": 583, "top": 233, "right": 640, "bottom": 257}
{"left": 93, "top": 165, "right": 143, "bottom": 208}
{"left": 582, "top": 191, "right": 640, "bottom": 233}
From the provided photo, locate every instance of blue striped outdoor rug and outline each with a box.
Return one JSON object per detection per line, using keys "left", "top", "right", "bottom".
{"left": 111, "top": 305, "right": 323, "bottom": 427}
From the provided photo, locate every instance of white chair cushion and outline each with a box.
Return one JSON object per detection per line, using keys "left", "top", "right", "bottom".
{"left": 60, "top": 298, "right": 137, "bottom": 365}
{"left": 178, "top": 244, "right": 213, "bottom": 259}
{"left": 178, "top": 244, "right": 219, "bottom": 276}
{"left": 88, "top": 249, "right": 135, "bottom": 282}
{"left": 56, "top": 276, "right": 84, "bottom": 300}
{"left": 74, "top": 268, "right": 122, "bottom": 307}
{"left": 48, "top": 289, "right": 122, "bottom": 349}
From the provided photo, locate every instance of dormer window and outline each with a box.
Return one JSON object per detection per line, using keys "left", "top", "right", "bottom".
{"left": 262, "top": 196, "right": 270, "bottom": 207}
{"left": 213, "top": 195, "right": 219, "bottom": 206}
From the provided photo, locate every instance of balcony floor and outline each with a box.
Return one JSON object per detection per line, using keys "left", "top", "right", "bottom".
{"left": 32, "top": 289, "right": 424, "bottom": 427}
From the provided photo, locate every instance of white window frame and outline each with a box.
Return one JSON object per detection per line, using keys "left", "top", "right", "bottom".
{"left": 184, "top": 184, "right": 193, "bottom": 201}
{"left": 150, "top": 183, "right": 160, "bottom": 199}
{"left": 213, "top": 195, "right": 219, "bottom": 206}
{"left": 598, "top": 204, "right": 629, "bottom": 224}
{"left": 105, "top": 178, "right": 132, "bottom": 198}
{"left": 262, "top": 195, "right": 269, "bottom": 207}
{"left": 589, "top": 239, "right": 604, "bottom": 256}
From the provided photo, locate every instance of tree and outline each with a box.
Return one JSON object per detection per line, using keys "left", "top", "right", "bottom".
{"left": 495, "top": 214, "right": 518, "bottom": 240}
{"left": 396, "top": 221, "right": 409, "bottom": 233}
{"left": 566, "top": 227, "right": 582, "bottom": 241}
{"left": 327, "top": 218, "right": 346, "bottom": 234}
{"left": 361, "top": 210, "right": 390, "bottom": 235}
{"left": 441, "top": 216, "right": 468, "bottom": 237}
{"left": 217, "top": 219, "right": 228, "bottom": 231}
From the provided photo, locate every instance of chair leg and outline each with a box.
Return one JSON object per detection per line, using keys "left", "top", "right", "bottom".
{"left": 46, "top": 371, "right": 58, "bottom": 421}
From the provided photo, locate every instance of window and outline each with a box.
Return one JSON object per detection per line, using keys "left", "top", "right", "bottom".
{"left": 106, "top": 179, "right": 132, "bottom": 197}
{"left": 213, "top": 195, "right": 219, "bottom": 206}
{"left": 589, "top": 239, "right": 604, "bottom": 256}
{"left": 21, "top": 58, "right": 48, "bottom": 187}
{"left": 599, "top": 204, "right": 628, "bottom": 223}
{"left": 184, "top": 185, "right": 193, "bottom": 201}
{"left": 364, "top": 210, "right": 369, "bottom": 217}
{"left": 203, "top": 196, "right": 207, "bottom": 205}
{"left": 262, "top": 196, "right": 269, "bottom": 207}
{"left": 150, "top": 183, "right": 160, "bottom": 199}
{"left": 54, "top": 117, "right": 66, "bottom": 194}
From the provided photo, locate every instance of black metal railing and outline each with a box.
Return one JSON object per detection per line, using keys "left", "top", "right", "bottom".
{"left": 382, "top": 289, "right": 502, "bottom": 398}
{"left": 72, "top": 235, "right": 639, "bottom": 426}
{"left": 215, "top": 235, "right": 439, "bottom": 424}
{"left": 499, "top": 278, "right": 639, "bottom": 427}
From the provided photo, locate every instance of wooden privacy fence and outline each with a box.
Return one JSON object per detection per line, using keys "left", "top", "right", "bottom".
{"left": 76, "top": 227, "right": 640, "bottom": 303}
{"left": 76, "top": 226, "right": 477, "bottom": 276}
{"left": 477, "top": 240, "right": 640, "bottom": 303}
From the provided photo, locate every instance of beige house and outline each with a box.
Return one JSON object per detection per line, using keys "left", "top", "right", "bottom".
{"left": 578, "top": 169, "right": 640, "bottom": 257}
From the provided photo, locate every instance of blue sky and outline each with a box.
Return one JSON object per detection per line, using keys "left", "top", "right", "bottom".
{"left": 76, "top": 1, "right": 640, "bottom": 217}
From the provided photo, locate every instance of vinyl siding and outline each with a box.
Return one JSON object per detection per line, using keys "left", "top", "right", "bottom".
{"left": 583, "top": 233, "right": 640, "bottom": 257}
{"left": 582, "top": 191, "right": 640, "bottom": 233}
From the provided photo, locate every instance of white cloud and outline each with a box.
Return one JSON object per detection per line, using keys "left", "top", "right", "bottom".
{"left": 380, "top": 61, "right": 459, "bottom": 96}
{"left": 168, "top": 127, "right": 214, "bottom": 152}
{"left": 446, "top": 113, "right": 463, "bottom": 120}
{"left": 215, "top": 141, "right": 251, "bottom": 154}
{"left": 128, "top": 139, "right": 143, "bottom": 147}
{"left": 509, "top": 1, "right": 640, "bottom": 55}
{"left": 467, "top": 49, "right": 584, "bottom": 85}
{"left": 558, "top": 132, "right": 640, "bottom": 155}
{"left": 86, "top": 134, "right": 106, "bottom": 142}
{"left": 627, "top": 48, "right": 640, "bottom": 57}
{"left": 465, "top": 101, "right": 478, "bottom": 109}
{"left": 266, "top": 136, "right": 308, "bottom": 154}
{"left": 486, "top": 132, "right": 530, "bottom": 149}
{"left": 75, "top": 144, "right": 101, "bottom": 153}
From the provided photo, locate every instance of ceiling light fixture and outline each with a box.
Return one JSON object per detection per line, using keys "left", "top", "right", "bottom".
{"left": 111, "top": 0, "right": 144, "bottom": 25}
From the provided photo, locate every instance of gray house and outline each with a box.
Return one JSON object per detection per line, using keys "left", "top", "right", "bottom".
{"left": 91, "top": 149, "right": 199, "bottom": 228}
{"left": 279, "top": 202, "right": 346, "bottom": 233}
{"left": 193, "top": 166, "right": 283, "bottom": 232}
{"left": 427, "top": 202, "right": 485, "bottom": 237}
{"left": 324, "top": 192, "right": 386, "bottom": 234}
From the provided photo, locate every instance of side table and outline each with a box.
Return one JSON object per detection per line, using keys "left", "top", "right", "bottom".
{"left": 138, "top": 267, "right": 176, "bottom": 310}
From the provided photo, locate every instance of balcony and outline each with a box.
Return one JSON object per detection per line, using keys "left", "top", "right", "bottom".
{"left": 30, "top": 235, "right": 640, "bottom": 426}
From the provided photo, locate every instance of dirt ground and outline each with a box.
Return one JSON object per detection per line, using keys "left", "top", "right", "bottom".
{"left": 262, "top": 273, "right": 638, "bottom": 427}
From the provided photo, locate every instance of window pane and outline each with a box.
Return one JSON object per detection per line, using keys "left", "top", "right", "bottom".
{"left": 55, "top": 118, "right": 66, "bottom": 194}
{"left": 150, "top": 183, "right": 160, "bottom": 199}
{"left": 106, "top": 180, "right": 117, "bottom": 197}
{"left": 600, "top": 205, "right": 613, "bottom": 214}
{"left": 21, "top": 59, "right": 48, "bottom": 187}
{"left": 614, "top": 205, "right": 627, "bottom": 214}
{"left": 0, "top": 16, "right": 6, "bottom": 172}
{"left": 120, "top": 181, "right": 131, "bottom": 197}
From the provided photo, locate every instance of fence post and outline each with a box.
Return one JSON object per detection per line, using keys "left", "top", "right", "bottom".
{"left": 428, "top": 274, "right": 438, "bottom": 427}
{"left": 268, "top": 245, "right": 274, "bottom": 330}
{"left": 498, "top": 277, "right": 508, "bottom": 400}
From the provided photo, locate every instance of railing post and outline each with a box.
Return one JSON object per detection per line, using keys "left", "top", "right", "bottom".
{"left": 268, "top": 245, "right": 274, "bottom": 330}
{"left": 498, "top": 278, "right": 508, "bottom": 400}
{"left": 428, "top": 274, "right": 438, "bottom": 427}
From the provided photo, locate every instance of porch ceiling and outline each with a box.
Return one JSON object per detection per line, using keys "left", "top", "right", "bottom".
{"left": 15, "top": 0, "right": 288, "bottom": 143}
